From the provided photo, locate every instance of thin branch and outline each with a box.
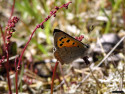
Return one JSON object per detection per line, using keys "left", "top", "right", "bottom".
{"left": 51, "top": 61, "right": 59, "bottom": 94}
{"left": 9, "top": 0, "right": 15, "bottom": 21}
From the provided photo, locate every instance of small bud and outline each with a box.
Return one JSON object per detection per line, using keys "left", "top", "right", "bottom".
{"left": 64, "top": 4, "right": 68, "bottom": 9}
{"left": 7, "top": 35, "right": 12, "bottom": 39}
{"left": 17, "top": 66, "right": 20, "bottom": 70}
{"left": 37, "top": 24, "right": 40, "bottom": 28}
{"left": 75, "top": 35, "right": 84, "bottom": 41}
{"left": 40, "top": 24, "right": 44, "bottom": 29}
{"left": 53, "top": 14, "right": 56, "bottom": 17}
{"left": 45, "top": 18, "right": 48, "bottom": 21}
{"left": 55, "top": 6, "right": 59, "bottom": 10}
{"left": 50, "top": 11, "right": 54, "bottom": 14}
{"left": 6, "top": 42, "right": 10, "bottom": 45}
{"left": 10, "top": 32, "right": 13, "bottom": 35}
{"left": 65, "top": 6, "right": 68, "bottom": 9}
{"left": 7, "top": 31, "right": 10, "bottom": 34}
{"left": 13, "top": 17, "right": 19, "bottom": 23}
{"left": 5, "top": 27, "right": 8, "bottom": 30}
{"left": 11, "top": 22, "right": 15, "bottom": 27}
{"left": 47, "top": 16, "right": 50, "bottom": 19}
{"left": 53, "top": 11, "right": 56, "bottom": 14}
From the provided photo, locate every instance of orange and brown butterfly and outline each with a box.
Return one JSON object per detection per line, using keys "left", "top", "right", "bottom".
{"left": 53, "top": 29, "right": 89, "bottom": 65}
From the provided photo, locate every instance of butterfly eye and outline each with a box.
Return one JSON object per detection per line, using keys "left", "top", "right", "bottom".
{"left": 53, "top": 47, "right": 56, "bottom": 51}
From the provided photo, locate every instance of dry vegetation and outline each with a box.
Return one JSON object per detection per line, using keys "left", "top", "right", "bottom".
{"left": 0, "top": 0, "right": 125, "bottom": 94}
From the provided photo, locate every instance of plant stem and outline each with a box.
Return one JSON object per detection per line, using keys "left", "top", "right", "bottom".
{"left": 51, "top": 61, "right": 59, "bottom": 94}
{"left": 9, "top": 0, "right": 15, "bottom": 21}
{"left": 5, "top": 46, "right": 12, "bottom": 94}
{"left": 15, "top": 70, "right": 18, "bottom": 94}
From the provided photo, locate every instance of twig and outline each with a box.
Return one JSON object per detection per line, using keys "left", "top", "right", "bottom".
{"left": 76, "top": 35, "right": 125, "bottom": 89}
{"left": 89, "top": 67, "right": 101, "bottom": 90}
{"left": 1, "top": 55, "right": 19, "bottom": 63}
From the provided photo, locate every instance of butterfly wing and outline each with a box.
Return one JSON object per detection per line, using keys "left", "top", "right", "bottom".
{"left": 53, "top": 29, "right": 89, "bottom": 64}
{"left": 53, "top": 29, "right": 88, "bottom": 49}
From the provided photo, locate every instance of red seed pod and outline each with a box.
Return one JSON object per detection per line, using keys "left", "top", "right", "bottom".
{"left": 17, "top": 66, "right": 20, "bottom": 70}
{"left": 45, "top": 18, "right": 48, "bottom": 21}
{"left": 5, "top": 26, "right": 9, "bottom": 30}
{"left": 65, "top": 5, "right": 68, "bottom": 9}
{"left": 10, "top": 32, "right": 13, "bottom": 35}
{"left": 36, "top": 24, "right": 40, "bottom": 28}
{"left": 53, "top": 14, "right": 56, "bottom": 17}
{"left": 53, "top": 11, "right": 56, "bottom": 14}
{"left": 50, "top": 11, "right": 54, "bottom": 14}
{"left": 40, "top": 24, "right": 44, "bottom": 29}
{"left": 7, "top": 35, "right": 11, "bottom": 39}
{"left": 11, "top": 22, "right": 15, "bottom": 27}
{"left": 13, "top": 17, "right": 19, "bottom": 23}
{"left": 47, "top": 16, "right": 50, "bottom": 19}
{"left": 55, "top": 6, "right": 59, "bottom": 10}
{"left": 6, "top": 42, "right": 10, "bottom": 45}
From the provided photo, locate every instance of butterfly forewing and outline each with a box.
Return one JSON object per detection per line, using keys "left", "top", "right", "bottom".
{"left": 53, "top": 29, "right": 86, "bottom": 49}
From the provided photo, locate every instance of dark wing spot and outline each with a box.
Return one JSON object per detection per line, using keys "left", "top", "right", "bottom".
{"left": 62, "top": 41, "right": 64, "bottom": 43}
{"left": 72, "top": 42, "right": 75, "bottom": 45}
{"left": 77, "top": 45, "right": 79, "bottom": 47}
{"left": 60, "top": 44, "right": 63, "bottom": 46}
{"left": 66, "top": 39, "right": 70, "bottom": 43}
{"left": 59, "top": 37, "right": 63, "bottom": 41}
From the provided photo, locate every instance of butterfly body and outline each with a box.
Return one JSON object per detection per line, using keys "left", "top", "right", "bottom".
{"left": 53, "top": 29, "right": 89, "bottom": 65}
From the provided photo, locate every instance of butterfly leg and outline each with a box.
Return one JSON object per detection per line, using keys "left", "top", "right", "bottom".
{"left": 82, "top": 56, "right": 90, "bottom": 65}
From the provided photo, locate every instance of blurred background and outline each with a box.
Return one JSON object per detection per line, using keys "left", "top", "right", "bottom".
{"left": 0, "top": 0, "right": 125, "bottom": 93}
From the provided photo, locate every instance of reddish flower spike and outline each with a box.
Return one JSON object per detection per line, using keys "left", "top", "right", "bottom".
{"left": 75, "top": 35, "right": 84, "bottom": 41}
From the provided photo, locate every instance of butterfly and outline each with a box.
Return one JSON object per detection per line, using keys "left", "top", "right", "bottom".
{"left": 53, "top": 29, "right": 89, "bottom": 65}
